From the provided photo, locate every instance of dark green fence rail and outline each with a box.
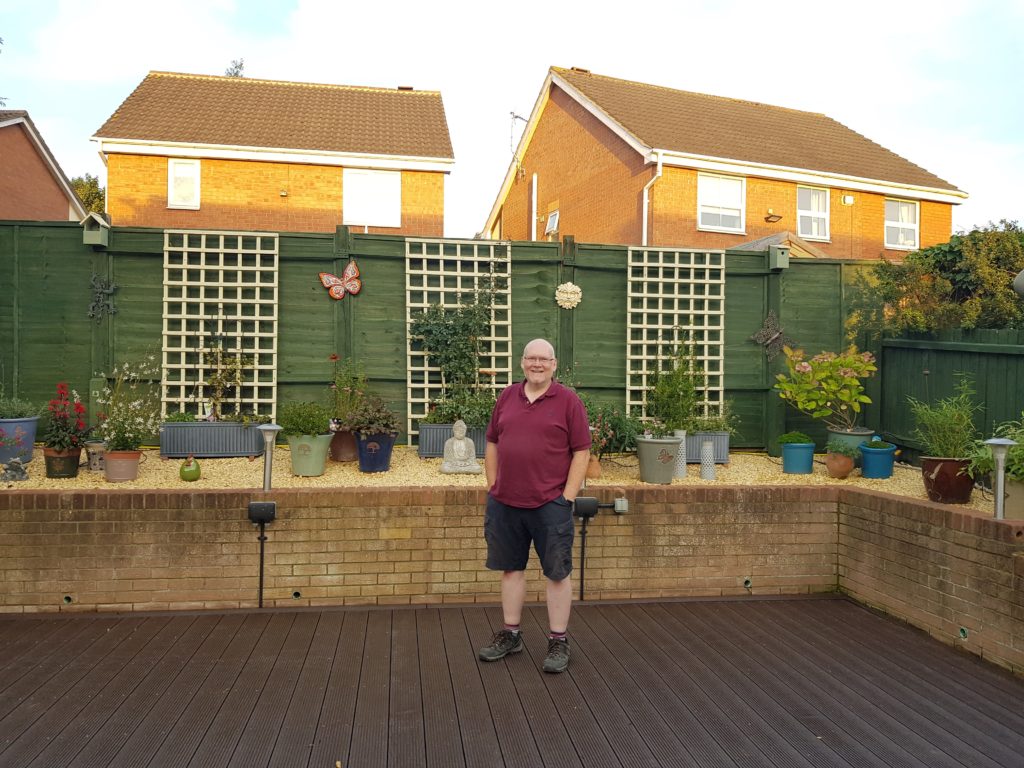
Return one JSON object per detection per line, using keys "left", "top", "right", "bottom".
{"left": 2, "top": 221, "right": 899, "bottom": 449}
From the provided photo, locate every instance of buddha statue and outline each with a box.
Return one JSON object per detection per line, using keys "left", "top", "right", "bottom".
{"left": 440, "top": 419, "right": 482, "bottom": 474}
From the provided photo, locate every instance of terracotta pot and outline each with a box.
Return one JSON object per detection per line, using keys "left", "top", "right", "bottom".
{"left": 105, "top": 450, "right": 143, "bottom": 482}
{"left": 825, "top": 452, "right": 854, "bottom": 479}
{"left": 43, "top": 447, "right": 82, "bottom": 478}
{"left": 920, "top": 457, "right": 974, "bottom": 504}
{"left": 329, "top": 429, "right": 358, "bottom": 462}
{"left": 585, "top": 454, "right": 602, "bottom": 479}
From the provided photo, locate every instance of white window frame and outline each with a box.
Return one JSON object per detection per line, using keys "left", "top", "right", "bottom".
{"left": 884, "top": 198, "right": 919, "bottom": 250}
{"left": 343, "top": 168, "right": 402, "bottom": 228}
{"left": 544, "top": 209, "right": 559, "bottom": 235}
{"left": 167, "top": 159, "right": 200, "bottom": 210}
{"left": 797, "top": 186, "right": 830, "bottom": 241}
{"left": 697, "top": 173, "right": 745, "bottom": 234}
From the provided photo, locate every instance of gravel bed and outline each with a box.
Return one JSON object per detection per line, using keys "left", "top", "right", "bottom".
{"left": 5, "top": 446, "right": 997, "bottom": 515}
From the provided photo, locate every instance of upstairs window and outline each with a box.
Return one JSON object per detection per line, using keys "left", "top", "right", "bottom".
{"left": 885, "top": 199, "right": 919, "bottom": 250}
{"left": 698, "top": 173, "right": 745, "bottom": 233}
{"left": 343, "top": 168, "right": 402, "bottom": 228}
{"left": 167, "top": 159, "right": 200, "bottom": 209}
{"left": 797, "top": 186, "right": 829, "bottom": 240}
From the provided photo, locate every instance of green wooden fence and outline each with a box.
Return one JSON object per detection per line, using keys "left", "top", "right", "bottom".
{"left": 0, "top": 220, "right": 921, "bottom": 450}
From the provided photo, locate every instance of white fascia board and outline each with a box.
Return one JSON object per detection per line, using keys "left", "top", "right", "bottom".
{"left": 91, "top": 137, "right": 454, "bottom": 173}
{"left": 7, "top": 116, "right": 88, "bottom": 219}
{"left": 481, "top": 70, "right": 653, "bottom": 238}
{"left": 652, "top": 149, "right": 967, "bottom": 205}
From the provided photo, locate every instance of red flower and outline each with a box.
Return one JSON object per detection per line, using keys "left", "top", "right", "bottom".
{"left": 329, "top": 353, "right": 339, "bottom": 361}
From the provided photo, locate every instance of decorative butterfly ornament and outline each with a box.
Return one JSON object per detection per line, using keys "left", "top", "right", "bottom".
{"left": 319, "top": 260, "right": 362, "bottom": 300}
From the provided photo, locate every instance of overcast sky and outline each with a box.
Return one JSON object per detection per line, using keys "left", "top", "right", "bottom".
{"left": 3, "top": 0, "right": 1021, "bottom": 239}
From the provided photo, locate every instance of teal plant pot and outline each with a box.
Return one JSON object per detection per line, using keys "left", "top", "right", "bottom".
{"left": 287, "top": 434, "right": 332, "bottom": 477}
{"left": 0, "top": 416, "right": 40, "bottom": 464}
{"left": 781, "top": 442, "right": 815, "bottom": 474}
{"left": 860, "top": 443, "right": 897, "bottom": 479}
{"left": 356, "top": 432, "right": 397, "bottom": 473}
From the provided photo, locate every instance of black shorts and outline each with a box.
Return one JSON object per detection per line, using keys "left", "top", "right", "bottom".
{"left": 484, "top": 494, "right": 575, "bottom": 581}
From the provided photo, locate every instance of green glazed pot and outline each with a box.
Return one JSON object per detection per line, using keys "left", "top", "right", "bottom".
{"left": 287, "top": 434, "right": 332, "bottom": 477}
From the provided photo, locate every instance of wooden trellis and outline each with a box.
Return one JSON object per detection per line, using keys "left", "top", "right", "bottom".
{"left": 161, "top": 230, "right": 279, "bottom": 418}
{"left": 626, "top": 247, "right": 726, "bottom": 418}
{"left": 404, "top": 238, "right": 512, "bottom": 442}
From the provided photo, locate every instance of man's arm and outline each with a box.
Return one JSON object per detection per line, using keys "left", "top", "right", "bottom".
{"left": 562, "top": 448, "right": 591, "bottom": 503}
{"left": 484, "top": 440, "right": 498, "bottom": 491}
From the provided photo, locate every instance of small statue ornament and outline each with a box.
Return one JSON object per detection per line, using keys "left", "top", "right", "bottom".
{"left": 179, "top": 455, "right": 201, "bottom": 482}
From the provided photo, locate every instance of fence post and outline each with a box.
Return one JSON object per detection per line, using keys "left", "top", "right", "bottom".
{"left": 334, "top": 225, "right": 354, "bottom": 358}
{"left": 558, "top": 235, "right": 577, "bottom": 364}
{"left": 765, "top": 263, "right": 786, "bottom": 455}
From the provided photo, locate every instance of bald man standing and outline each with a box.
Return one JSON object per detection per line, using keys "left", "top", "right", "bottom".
{"left": 478, "top": 339, "right": 591, "bottom": 673}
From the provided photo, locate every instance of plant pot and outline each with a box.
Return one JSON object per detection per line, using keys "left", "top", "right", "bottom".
{"left": 920, "top": 457, "right": 974, "bottom": 504}
{"left": 43, "top": 447, "right": 82, "bottom": 478}
{"left": 329, "top": 429, "right": 358, "bottom": 462}
{"left": 585, "top": 454, "right": 602, "bottom": 479}
{"left": 1004, "top": 479, "right": 1024, "bottom": 520}
{"left": 104, "top": 450, "right": 143, "bottom": 482}
{"left": 636, "top": 436, "right": 682, "bottom": 484}
{"left": 159, "top": 421, "right": 265, "bottom": 458}
{"left": 287, "top": 434, "right": 332, "bottom": 477}
{"left": 825, "top": 452, "right": 854, "bottom": 479}
{"left": 859, "top": 442, "right": 897, "bottom": 479}
{"left": 827, "top": 426, "right": 874, "bottom": 465}
{"left": 685, "top": 431, "right": 729, "bottom": 464}
{"left": 780, "top": 442, "right": 815, "bottom": 474}
{"left": 84, "top": 440, "right": 106, "bottom": 471}
{"left": 0, "top": 416, "right": 40, "bottom": 464}
{"left": 417, "top": 423, "right": 486, "bottom": 458}
{"left": 356, "top": 432, "right": 397, "bottom": 473}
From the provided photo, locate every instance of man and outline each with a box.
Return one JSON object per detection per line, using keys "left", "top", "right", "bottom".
{"left": 478, "top": 339, "right": 591, "bottom": 673}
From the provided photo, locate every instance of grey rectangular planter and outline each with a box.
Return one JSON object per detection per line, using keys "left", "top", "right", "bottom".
{"left": 685, "top": 431, "right": 730, "bottom": 463}
{"left": 417, "top": 423, "right": 487, "bottom": 458}
{"left": 160, "top": 422, "right": 266, "bottom": 458}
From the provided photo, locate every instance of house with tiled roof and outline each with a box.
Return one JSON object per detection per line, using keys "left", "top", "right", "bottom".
{"left": 482, "top": 67, "right": 966, "bottom": 259}
{"left": 93, "top": 72, "right": 454, "bottom": 235}
{"left": 0, "top": 110, "right": 87, "bottom": 222}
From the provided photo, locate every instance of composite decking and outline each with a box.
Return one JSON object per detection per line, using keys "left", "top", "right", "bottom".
{"left": 0, "top": 596, "right": 1021, "bottom": 767}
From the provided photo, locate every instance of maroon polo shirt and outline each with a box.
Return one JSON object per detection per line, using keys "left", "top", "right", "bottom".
{"left": 485, "top": 379, "right": 591, "bottom": 508}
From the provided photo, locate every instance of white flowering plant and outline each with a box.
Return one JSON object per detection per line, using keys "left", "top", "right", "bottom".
{"left": 95, "top": 356, "right": 163, "bottom": 451}
{"left": 555, "top": 282, "right": 582, "bottom": 310}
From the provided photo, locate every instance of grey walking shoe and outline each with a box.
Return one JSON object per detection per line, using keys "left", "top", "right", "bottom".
{"left": 542, "top": 637, "right": 570, "bottom": 673}
{"left": 479, "top": 629, "right": 523, "bottom": 662}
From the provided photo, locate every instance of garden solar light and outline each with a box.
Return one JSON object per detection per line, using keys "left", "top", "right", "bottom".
{"left": 984, "top": 437, "right": 1017, "bottom": 520}
{"left": 257, "top": 423, "right": 282, "bottom": 491}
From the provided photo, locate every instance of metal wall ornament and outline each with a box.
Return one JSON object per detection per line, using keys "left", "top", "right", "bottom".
{"left": 319, "top": 259, "right": 362, "bottom": 300}
{"left": 750, "top": 310, "right": 794, "bottom": 360}
{"left": 87, "top": 274, "right": 118, "bottom": 322}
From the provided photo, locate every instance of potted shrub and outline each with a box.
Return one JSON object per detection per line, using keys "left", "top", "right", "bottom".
{"left": 646, "top": 343, "right": 702, "bottom": 476}
{"left": 0, "top": 385, "right": 40, "bottom": 465}
{"left": 277, "top": 401, "right": 333, "bottom": 477}
{"left": 95, "top": 356, "right": 163, "bottom": 482}
{"left": 42, "top": 382, "right": 92, "bottom": 478}
{"left": 684, "top": 403, "right": 738, "bottom": 465}
{"left": 159, "top": 341, "right": 266, "bottom": 458}
{"left": 824, "top": 439, "right": 859, "bottom": 479}
{"left": 348, "top": 395, "right": 401, "bottom": 473}
{"left": 907, "top": 378, "right": 981, "bottom": 504}
{"left": 778, "top": 430, "right": 815, "bottom": 474}
{"left": 859, "top": 438, "right": 898, "bottom": 479}
{"left": 966, "top": 411, "right": 1024, "bottom": 516}
{"left": 774, "top": 346, "right": 877, "bottom": 451}
{"left": 587, "top": 401, "right": 644, "bottom": 479}
{"left": 635, "top": 419, "right": 682, "bottom": 485}
{"left": 409, "top": 291, "right": 497, "bottom": 457}
{"left": 327, "top": 353, "right": 367, "bottom": 462}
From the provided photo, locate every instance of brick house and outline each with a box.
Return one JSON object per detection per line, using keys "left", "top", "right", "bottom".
{"left": 0, "top": 111, "right": 87, "bottom": 221}
{"left": 93, "top": 72, "right": 454, "bottom": 235}
{"left": 482, "top": 67, "right": 965, "bottom": 259}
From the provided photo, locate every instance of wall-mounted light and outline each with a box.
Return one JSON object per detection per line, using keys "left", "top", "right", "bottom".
{"left": 279, "top": 190, "right": 288, "bottom": 197}
{"left": 841, "top": 194, "right": 855, "bottom": 206}
{"left": 764, "top": 208, "right": 782, "bottom": 223}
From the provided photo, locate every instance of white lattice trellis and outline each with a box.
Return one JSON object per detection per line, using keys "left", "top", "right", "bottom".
{"left": 405, "top": 239, "right": 512, "bottom": 442}
{"left": 161, "top": 231, "right": 279, "bottom": 418}
{"left": 626, "top": 247, "right": 726, "bottom": 418}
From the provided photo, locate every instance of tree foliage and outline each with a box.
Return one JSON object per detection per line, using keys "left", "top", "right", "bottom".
{"left": 225, "top": 58, "right": 245, "bottom": 77}
{"left": 70, "top": 173, "right": 105, "bottom": 214}
{"left": 850, "top": 221, "right": 1024, "bottom": 335}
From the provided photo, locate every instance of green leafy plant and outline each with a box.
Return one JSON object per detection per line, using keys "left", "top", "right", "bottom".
{"left": 203, "top": 340, "right": 254, "bottom": 419}
{"left": 646, "top": 343, "right": 703, "bottom": 432}
{"left": 43, "top": 382, "right": 91, "bottom": 451}
{"left": 862, "top": 439, "right": 895, "bottom": 450}
{"left": 0, "top": 381, "right": 39, "bottom": 420}
{"left": 774, "top": 346, "right": 876, "bottom": 431}
{"left": 421, "top": 388, "right": 495, "bottom": 428}
{"left": 687, "top": 401, "right": 740, "bottom": 436}
{"left": 277, "top": 401, "right": 332, "bottom": 437}
{"left": 589, "top": 401, "right": 644, "bottom": 457}
{"left": 965, "top": 411, "right": 1024, "bottom": 482}
{"left": 163, "top": 410, "right": 195, "bottom": 423}
{"left": 825, "top": 439, "right": 860, "bottom": 458}
{"left": 95, "top": 356, "right": 162, "bottom": 451}
{"left": 347, "top": 395, "right": 400, "bottom": 437}
{"left": 907, "top": 377, "right": 981, "bottom": 458}
{"left": 328, "top": 353, "right": 368, "bottom": 428}
{"left": 778, "top": 430, "right": 813, "bottom": 444}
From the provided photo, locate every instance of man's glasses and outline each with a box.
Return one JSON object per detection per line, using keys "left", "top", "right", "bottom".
{"left": 522, "top": 356, "right": 554, "bottom": 365}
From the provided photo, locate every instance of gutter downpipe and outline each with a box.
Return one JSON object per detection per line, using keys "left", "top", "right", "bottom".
{"left": 531, "top": 172, "right": 538, "bottom": 241}
{"left": 641, "top": 151, "right": 663, "bottom": 247}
